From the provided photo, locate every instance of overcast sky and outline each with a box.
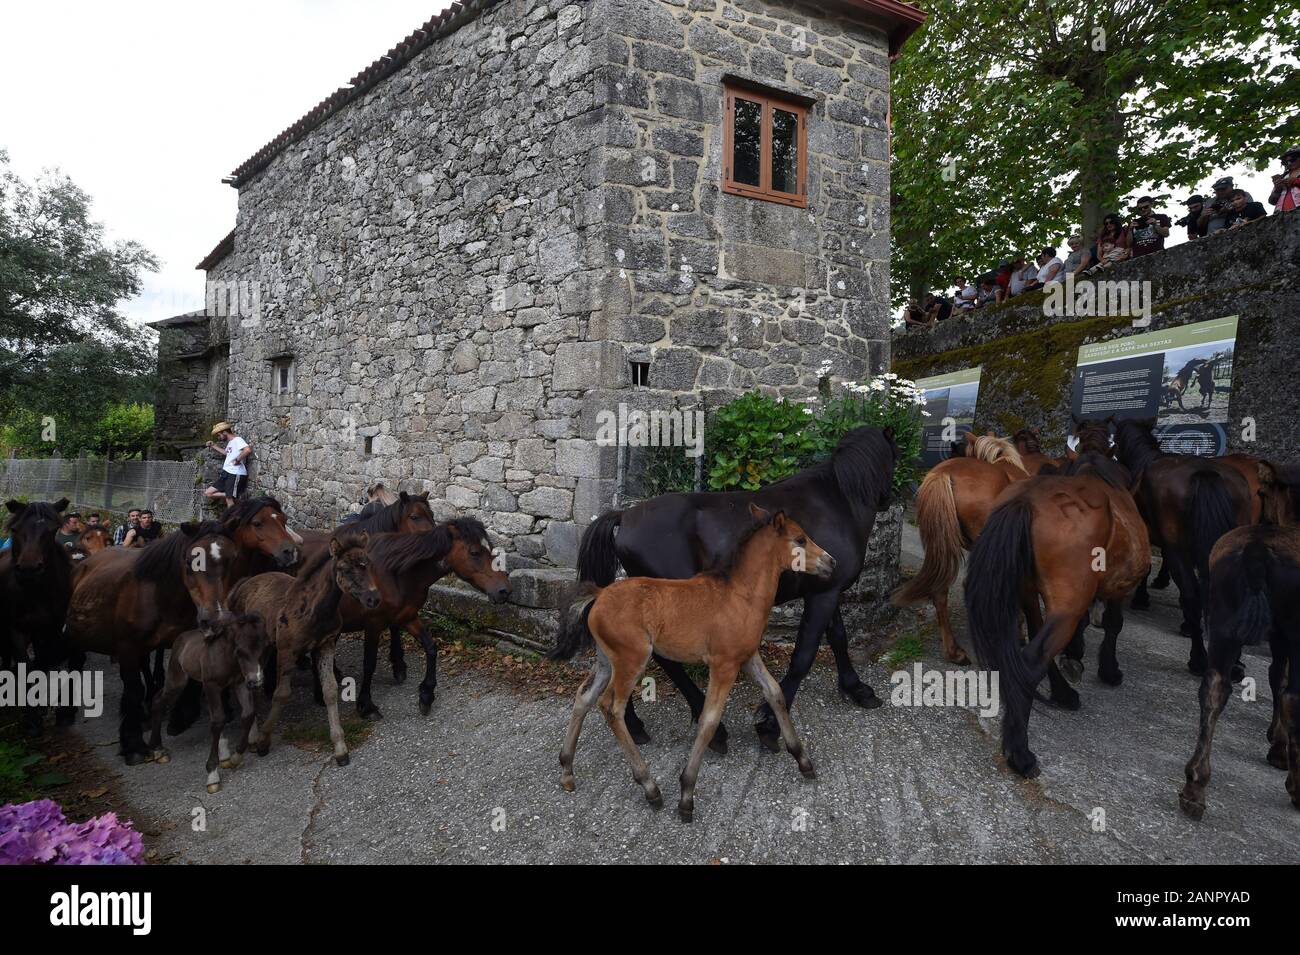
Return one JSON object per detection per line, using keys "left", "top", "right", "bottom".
{"left": 1, "top": 1, "right": 1281, "bottom": 326}
{"left": 1, "top": 0, "right": 454, "bottom": 325}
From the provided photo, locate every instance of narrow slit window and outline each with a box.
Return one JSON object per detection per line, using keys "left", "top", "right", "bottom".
{"left": 630, "top": 360, "right": 650, "bottom": 387}
{"left": 722, "top": 83, "right": 808, "bottom": 207}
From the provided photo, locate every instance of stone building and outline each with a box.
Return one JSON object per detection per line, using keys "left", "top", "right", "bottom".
{"left": 156, "top": 0, "right": 924, "bottom": 573}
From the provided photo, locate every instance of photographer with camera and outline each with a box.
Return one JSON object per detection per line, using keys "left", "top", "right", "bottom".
{"left": 1175, "top": 195, "right": 1208, "bottom": 241}
{"left": 1269, "top": 145, "right": 1300, "bottom": 214}
{"left": 1198, "top": 177, "right": 1253, "bottom": 235}
{"left": 1128, "top": 197, "right": 1171, "bottom": 257}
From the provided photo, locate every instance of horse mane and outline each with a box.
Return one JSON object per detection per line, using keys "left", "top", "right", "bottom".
{"left": 1063, "top": 452, "right": 1133, "bottom": 490}
{"left": 1011, "top": 429, "right": 1042, "bottom": 454}
{"left": 368, "top": 524, "right": 455, "bottom": 575}
{"left": 225, "top": 495, "right": 282, "bottom": 525}
{"left": 703, "top": 511, "right": 776, "bottom": 581}
{"left": 340, "top": 497, "right": 414, "bottom": 534}
{"left": 446, "top": 516, "right": 489, "bottom": 545}
{"left": 1113, "top": 419, "right": 1163, "bottom": 477}
{"left": 793, "top": 426, "right": 894, "bottom": 528}
{"left": 134, "top": 521, "right": 231, "bottom": 584}
{"left": 970, "top": 434, "right": 1025, "bottom": 471}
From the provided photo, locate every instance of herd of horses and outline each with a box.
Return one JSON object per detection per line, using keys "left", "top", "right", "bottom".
{"left": 0, "top": 416, "right": 1295, "bottom": 825}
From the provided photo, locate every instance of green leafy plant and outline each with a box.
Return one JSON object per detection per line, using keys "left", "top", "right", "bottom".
{"left": 640, "top": 443, "right": 698, "bottom": 496}
{"left": 706, "top": 391, "right": 820, "bottom": 491}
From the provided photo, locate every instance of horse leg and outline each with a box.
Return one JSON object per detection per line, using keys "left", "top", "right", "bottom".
{"left": 742, "top": 653, "right": 815, "bottom": 778}
{"left": 55, "top": 648, "right": 86, "bottom": 727}
{"left": 755, "top": 592, "right": 837, "bottom": 750}
{"left": 1097, "top": 600, "right": 1125, "bottom": 686}
{"left": 598, "top": 645, "right": 662, "bottom": 809}
{"left": 148, "top": 659, "right": 186, "bottom": 762}
{"left": 388, "top": 625, "right": 407, "bottom": 685}
{"left": 253, "top": 648, "right": 294, "bottom": 757}
{"left": 1006, "top": 609, "right": 1085, "bottom": 778}
{"left": 317, "top": 642, "right": 350, "bottom": 767}
{"left": 1164, "top": 549, "right": 1207, "bottom": 674}
{"left": 1284, "top": 649, "right": 1300, "bottom": 810}
{"left": 559, "top": 648, "right": 612, "bottom": 793}
{"left": 647, "top": 653, "right": 729, "bottom": 754}
{"left": 678, "top": 661, "right": 739, "bottom": 822}
{"left": 1267, "top": 643, "right": 1288, "bottom": 770}
{"left": 119, "top": 656, "right": 151, "bottom": 765}
{"left": 167, "top": 678, "right": 204, "bottom": 736}
{"left": 407, "top": 617, "right": 439, "bottom": 716}
{"left": 828, "top": 604, "right": 883, "bottom": 706}
{"left": 1131, "top": 573, "right": 1151, "bottom": 610}
{"left": 933, "top": 590, "right": 970, "bottom": 666}
{"left": 1179, "top": 638, "right": 1237, "bottom": 819}
{"left": 358, "top": 626, "right": 383, "bottom": 720}
{"left": 1151, "top": 559, "right": 1171, "bottom": 589}
{"left": 204, "top": 683, "right": 226, "bottom": 794}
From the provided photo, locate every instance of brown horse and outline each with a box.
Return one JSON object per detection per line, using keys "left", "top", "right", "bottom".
{"left": 1011, "top": 428, "right": 1068, "bottom": 474}
{"left": 65, "top": 521, "right": 244, "bottom": 762}
{"left": 1112, "top": 418, "right": 1252, "bottom": 674}
{"left": 893, "top": 434, "right": 1029, "bottom": 664}
{"left": 229, "top": 531, "right": 382, "bottom": 766}
{"left": 0, "top": 498, "right": 72, "bottom": 733}
{"left": 343, "top": 518, "right": 510, "bottom": 719}
{"left": 1180, "top": 461, "right": 1300, "bottom": 818}
{"left": 70, "top": 525, "right": 112, "bottom": 561}
{"left": 964, "top": 450, "right": 1150, "bottom": 777}
{"left": 552, "top": 506, "right": 834, "bottom": 821}
{"left": 148, "top": 612, "right": 269, "bottom": 794}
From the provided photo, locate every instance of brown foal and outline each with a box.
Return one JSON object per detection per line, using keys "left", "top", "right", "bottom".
{"left": 556, "top": 505, "right": 835, "bottom": 821}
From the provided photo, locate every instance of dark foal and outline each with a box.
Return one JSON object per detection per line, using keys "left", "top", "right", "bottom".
{"left": 148, "top": 613, "right": 268, "bottom": 793}
{"left": 1180, "top": 462, "right": 1300, "bottom": 819}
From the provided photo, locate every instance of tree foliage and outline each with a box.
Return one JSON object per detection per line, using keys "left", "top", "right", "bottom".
{"left": 0, "top": 149, "right": 158, "bottom": 453}
{"left": 890, "top": 0, "right": 1300, "bottom": 305}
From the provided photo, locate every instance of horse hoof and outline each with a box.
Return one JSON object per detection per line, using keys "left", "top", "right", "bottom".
{"left": 255, "top": 743, "right": 270, "bottom": 758}
{"left": 839, "top": 683, "right": 883, "bottom": 709}
{"left": 800, "top": 763, "right": 817, "bottom": 780}
{"left": 392, "top": 662, "right": 408, "bottom": 685}
{"left": 359, "top": 703, "right": 384, "bottom": 721}
{"left": 678, "top": 805, "right": 694, "bottom": 823}
{"left": 1009, "top": 753, "right": 1040, "bottom": 779}
{"left": 206, "top": 783, "right": 222, "bottom": 794}
{"left": 335, "top": 753, "right": 350, "bottom": 768}
{"left": 947, "top": 649, "right": 971, "bottom": 666}
{"left": 418, "top": 699, "right": 432, "bottom": 717}
{"left": 123, "top": 750, "right": 148, "bottom": 766}
{"left": 646, "top": 788, "right": 664, "bottom": 809}
{"left": 708, "top": 723, "right": 728, "bottom": 755}
{"left": 1050, "top": 689, "right": 1082, "bottom": 711}
{"left": 629, "top": 725, "right": 651, "bottom": 746}
{"left": 560, "top": 776, "right": 576, "bottom": 793}
{"left": 1187, "top": 658, "right": 1207, "bottom": 676}
{"left": 1098, "top": 667, "right": 1123, "bottom": 688}
{"left": 154, "top": 752, "right": 171, "bottom": 764}
{"left": 219, "top": 757, "right": 238, "bottom": 769}
{"left": 1178, "top": 792, "right": 1205, "bottom": 820}
{"left": 1059, "top": 658, "right": 1084, "bottom": 684}
{"left": 756, "top": 730, "right": 781, "bottom": 753}
{"left": 1150, "top": 577, "right": 1170, "bottom": 591}
{"left": 1267, "top": 745, "right": 1287, "bottom": 770}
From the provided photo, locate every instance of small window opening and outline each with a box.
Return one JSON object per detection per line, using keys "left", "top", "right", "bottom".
{"left": 364, "top": 436, "right": 374, "bottom": 456}
{"left": 630, "top": 360, "right": 650, "bottom": 387}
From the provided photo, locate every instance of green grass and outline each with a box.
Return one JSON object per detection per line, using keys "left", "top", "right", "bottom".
{"left": 281, "top": 713, "right": 373, "bottom": 751}
{"left": 0, "top": 715, "right": 72, "bottom": 804}
{"left": 879, "top": 632, "right": 926, "bottom": 670}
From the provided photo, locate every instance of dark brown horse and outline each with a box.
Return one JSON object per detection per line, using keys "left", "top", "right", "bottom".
{"left": 65, "top": 521, "right": 244, "bottom": 762}
{"left": 0, "top": 498, "right": 72, "bottom": 733}
{"left": 964, "top": 449, "right": 1150, "bottom": 777}
{"left": 343, "top": 518, "right": 510, "bottom": 719}
{"left": 229, "top": 531, "right": 382, "bottom": 766}
{"left": 1011, "top": 428, "right": 1068, "bottom": 474}
{"left": 1113, "top": 418, "right": 1252, "bottom": 674}
{"left": 1180, "top": 461, "right": 1300, "bottom": 818}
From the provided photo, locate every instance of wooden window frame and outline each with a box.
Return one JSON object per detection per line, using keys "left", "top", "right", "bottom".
{"left": 722, "top": 83, "right": 809, "bottom": 208}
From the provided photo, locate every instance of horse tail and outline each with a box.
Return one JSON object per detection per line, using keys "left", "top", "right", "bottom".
{"left": 1188, "top": 469, "right": 1240, "bottom": 590}
{"left": 1213, "top": 541, "right": 1273, "bottom": 647}
{"left": 893, "top": 469, "right": 964, "bottom": 606}
{"left": 964, "top": 494, "right": 1041, "bottom": 707}
{"left": 550, "top": 585, "right": 601, "bottom": 661}
{"left": 576, "top": 510, "right": 622, "bottom": 586}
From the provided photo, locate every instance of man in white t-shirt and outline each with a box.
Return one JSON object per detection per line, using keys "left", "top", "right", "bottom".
{"left": 1035, "top": 246, "right": 1065, "bottom": 285}
{"left": 203, "top": 421, "right": 251, "bottom": 509}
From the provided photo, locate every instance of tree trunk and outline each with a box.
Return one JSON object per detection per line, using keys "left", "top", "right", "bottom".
{"left": 1078, "top": 101, "right": 1125, "bottom": 241}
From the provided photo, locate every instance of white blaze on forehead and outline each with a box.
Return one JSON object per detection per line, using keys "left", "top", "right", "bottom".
{"left": 209, "top": 540, "right": 223, "bottom": 562}
{"left": 480, "top": 538, "right": 491, "bottom": 550}
{"left": 279, "top": 512, "right": 304, "bottom": 544}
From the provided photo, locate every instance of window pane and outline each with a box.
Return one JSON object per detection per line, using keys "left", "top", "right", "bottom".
{"left": 732, "top": 97, "right": 762, "bottom": 187}
{"left": 772, "top": 108, "right": 798, "bottom": 194}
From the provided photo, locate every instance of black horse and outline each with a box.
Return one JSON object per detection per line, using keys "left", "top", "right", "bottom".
{"left": 575, "top": 425, "right": 898, "bottom": 749}
{"left": 0, "top": 498, "right": 74, "bottom": 734}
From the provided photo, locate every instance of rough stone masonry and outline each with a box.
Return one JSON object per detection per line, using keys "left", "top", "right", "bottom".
{"left": 155, "top": 0, "right": 923, "bottom": 628}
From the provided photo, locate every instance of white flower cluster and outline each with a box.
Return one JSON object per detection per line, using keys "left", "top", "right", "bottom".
{"left": 833, "top": 373, "right": 930, "bottom": 416}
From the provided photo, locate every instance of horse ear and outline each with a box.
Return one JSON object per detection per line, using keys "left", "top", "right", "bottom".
{"left": 747, "top": 503, "right": 770, "bottom": 521}
{"left": 329, "top": 536, "right": 343, "bottom": 558}
{"left": 399, "top": 491, "right": 410, "bottom": 502}
{"left": 1258, "top": 461, "right": 1279, "bottom": 486}
{"left": 771, "top": 510, "right": 787, "bottom": 531}
{"left": 53, "top": 497, "right": 69, "bottom": 513}
{"left": 1070, "top": 413, "right": 1082, "bottom": 426}
{"left": 419, "top": 491, "right": 430, "bottom": 501}
{"left": 180, "top": 521, "right": 199, "bottom": 536}
{"left": 4, "top": 500, "right": 22, "bottom": 514}
{"left": 882, "top": 425, "right": 895, "bottom": 441}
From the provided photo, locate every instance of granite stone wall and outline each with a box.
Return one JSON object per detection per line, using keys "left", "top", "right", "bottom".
{"left": 892, "top": 212, "right": 1300, "bottom": 464}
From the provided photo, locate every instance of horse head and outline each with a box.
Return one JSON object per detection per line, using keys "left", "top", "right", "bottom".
{"left": 4, "top": 498, "right": 68, "bottom": 578}
{"left": 224, "top": 496, "right": 302, "bottom": 568}
{"left": 176, "top": 521, "right": 242, "bottom": 635}
{"left": 443, "top": 518, "right": 510, "bottom": 604}
{"left": 76, "top": 525, "right": 112, "bottom": 558}
{"left": 224, "top": 612, "right": 269, "bottom": 689}
{"left": 749, "top": 504, "right": 836, "bottom": 580}
{"left": 329, "top": 530, "right": 382, "bottom": 610}
{"left": 395, "top": 491, "right": 436, "bottom": 534}
{"left": 1257, "top": 461, "right": 1299, "bottom": 526}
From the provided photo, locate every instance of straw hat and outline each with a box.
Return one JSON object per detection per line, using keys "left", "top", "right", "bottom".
{"left": 211, "top": 421, "right": 234, "bottom": 437}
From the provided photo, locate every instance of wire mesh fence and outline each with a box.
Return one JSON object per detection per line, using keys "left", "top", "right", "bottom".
{"left": 0, "top": 457, "right": 204, "bottom": 525}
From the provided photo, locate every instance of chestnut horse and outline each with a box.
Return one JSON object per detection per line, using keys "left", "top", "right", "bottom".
{"left": 0, "top": 498, "right": 72, "bottom": 733}
{"left": 70, "top": 524, "right": 112, "bottom": 561}
{"left": 229, "top": 531, "right": 382, "bottom": 766}
{"left": 964, "top": 450, "right": 1150, "bottom": 777}
{"left": 1180, "top": 461, "right": 1300, "bottom": 819}
{"left": 893, "top": 434, "right": 1029, "bottom": 665}
{"left": 64, "top": 521, "right": 244, "bottom": 762}
{"left": 344, "top": 518, "right": 510, "bottom": 719}
{"left": 553, "top": 506, "right": 834, "bottom": 821}
{"left": 1112, "top": 418, "right": 1252, "bottom": 674}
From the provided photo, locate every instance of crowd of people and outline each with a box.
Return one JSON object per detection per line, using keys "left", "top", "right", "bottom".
{"left": 905, "top": 146, "right": 1300, "bottom": 329}
{"left": 0, "top": 507, "right": 161, "bottom": 555}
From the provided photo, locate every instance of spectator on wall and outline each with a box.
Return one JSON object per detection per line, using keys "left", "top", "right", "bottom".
{"left": 977, "top": 274, "right": 1000, "bottom": 306}
{"left": 1007, "top": 255, "right": 1038, "bottom": 296}
{"left": 1128, "top": 197, "right": 1171, "bottom": 257}
{"left": 903, "top": 299, "right": 930, "bottom": 328}
{"left": 1085, "top": 214, "right": 1132, "bottom": 273}
{"left": 1199, "top": 177, "right": 1252, "bottom": 235}
{"left": 1226, "top": 189, "right": 1268, "bottom": 228}
{"left": 993, "top": 261, "right": 1013, "bottom": 302}
{"left": 1035, "top": 246, "right": 1064, "bottom": 285}
{"left": 953, "top": 276, "right": 978, "bottom": 311}
{"left": 203, "top": 421, "right": 251, "bottom": 509}
{"left": 1269, "top": 145, "right": 1300, "bottom": 214}
{"left": 1176, "top": 196, "right": 1209, "bottom": 240}
{"left": 1056, "top": 234, "right": 1092, "bottom": 278}
{"left": 113, "top": 509, "right": 141, "bottom": 546}
{"left": 924, "top": 292, "right": 953, "bottom": 323}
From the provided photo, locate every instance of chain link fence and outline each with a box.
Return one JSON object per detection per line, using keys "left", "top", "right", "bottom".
{"left": 0, "top": 457, "right": 204, "bottom": 525}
